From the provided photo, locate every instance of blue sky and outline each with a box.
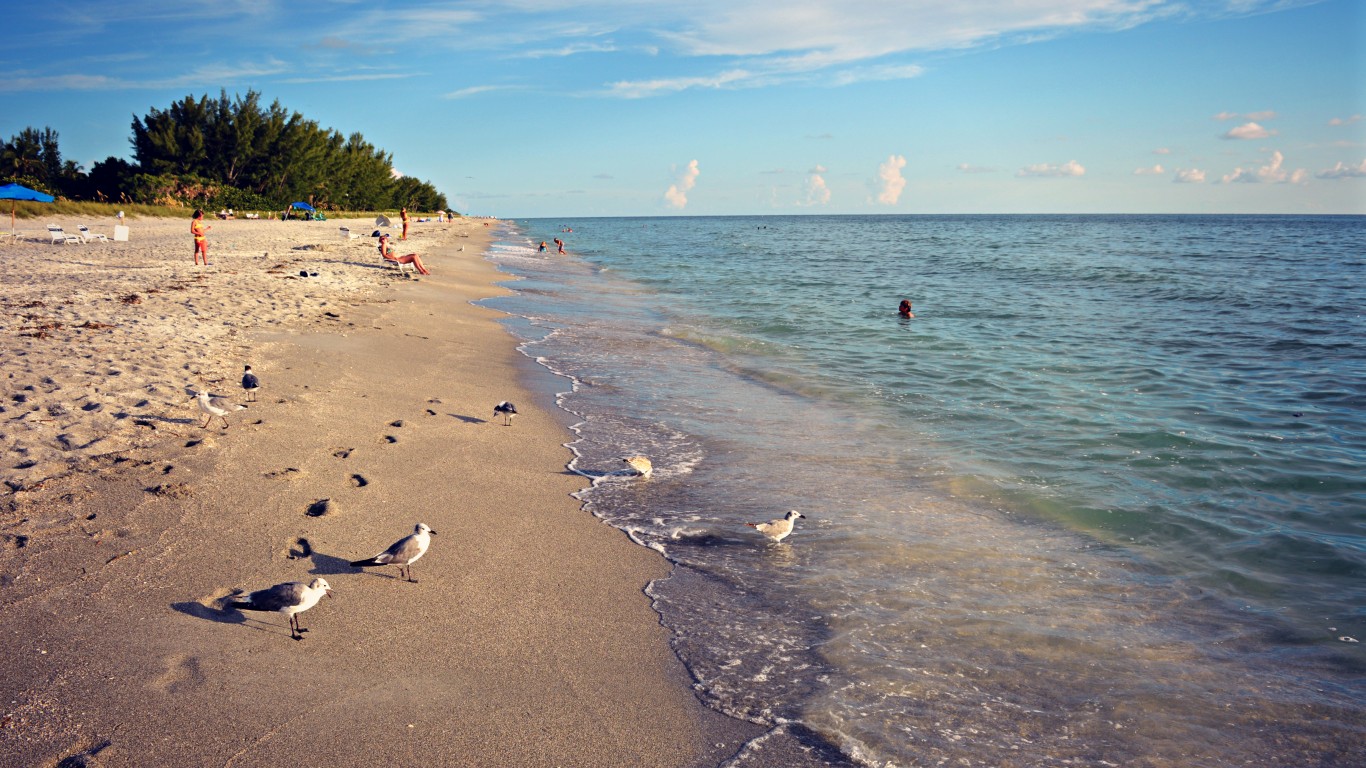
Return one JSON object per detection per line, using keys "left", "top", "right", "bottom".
{"left": 2, "top": 0, "right": 1362, "bottom": 217}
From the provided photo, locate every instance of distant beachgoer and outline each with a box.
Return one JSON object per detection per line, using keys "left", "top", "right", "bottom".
{"left": 401, "top": 207, "right": 410, "bottom": 240}
{"left": 538, "top": 241, "right": 548, "bottom": 252}
{"left": 191, "top": 209, "right": 211, "bottom": 265}
{"left": 898, "top": 299, "right": 914, "bottom": 318}
{"left": 379, "top": 233, "right": 430, "bottom": 275}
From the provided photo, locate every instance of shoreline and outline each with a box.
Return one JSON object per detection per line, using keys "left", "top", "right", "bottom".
{"left": 0, "top": 215, "right": 759, "bottom": 766}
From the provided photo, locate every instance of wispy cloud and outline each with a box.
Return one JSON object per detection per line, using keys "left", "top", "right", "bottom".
{"left": 443, "top": 84, "right": 521, "bottom": 99}
{"left": 664, "top": 159, "right": 700, "bottom": 208}
{"left": 609, "top": 70, "right": 752, "bottom": 98}
{"left": 1316, "top": 160, "right": 1366, "bottom": 179}
{"left": 1017, "top": 160, "right": 1085, "bottom": 178}
{"left": 956, "top": 163, "right": 995, "bottom": 174}
{"left": 1328, "top": 115, "right": 1363, "bottom": 126}
{"left": 1134, "top": 164, "right": 1165, "bottom": 175}
{"left": 875, "top": 154, "right": 907, "bottom": 204}
{"left": 1173, "top": 168, "right": 1206, "bottom": 183}
{"left": 1220, "top": 150, "right": 1307, "bottom": 184}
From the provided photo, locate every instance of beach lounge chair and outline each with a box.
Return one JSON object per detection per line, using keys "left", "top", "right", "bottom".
{"left": 48, "top": 225, "right": 82, "bottom": 244}
{"left": 383, "top": 253, "right": 415, "bottom": 276}
{"left": 77, "top": 225, "right": 108, "bottom": 242}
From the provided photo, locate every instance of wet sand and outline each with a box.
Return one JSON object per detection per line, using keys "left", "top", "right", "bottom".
{"left": 0, "top": 214, "right": 758, "bottom": 766}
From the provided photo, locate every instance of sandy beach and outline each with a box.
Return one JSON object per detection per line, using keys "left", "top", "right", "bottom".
{"left": 0, "top": 214, "right": 758, "bottom": 766}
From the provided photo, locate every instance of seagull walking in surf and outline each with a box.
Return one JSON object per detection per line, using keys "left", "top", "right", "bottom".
{"left": 746, "top": 510, "right": 805, "bottom": 542}
{"left": 622, "top": 455, "right": 653, "bottom": 478}
{"left": 350, "top": 523, "right": 436, "bottom": 583}
{"left": 226, "top": 578, "right": 332, "bottom": 641}
{"left": 193, "top": 390, "right": 246, "bottom": 429}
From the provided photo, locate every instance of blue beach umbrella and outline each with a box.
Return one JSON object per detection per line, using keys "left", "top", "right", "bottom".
{"left": 0, "top": 183, "right": 55, "bottom": 230}
{"left": 288, "top": 201, "right": 316, "bottom": 211}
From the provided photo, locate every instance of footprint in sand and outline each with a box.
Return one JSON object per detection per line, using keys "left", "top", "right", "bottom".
{"left": 286, "top": 536, "right": 315, "bottom": 556}
{"left": 149, "top": 653, "right": 205, "bottom": 695}
{"left": 350, "top": 474, "right": 368, "bottom": 488}
{"left": 333, "top": 448, "right": 353, "bottom": 459}
{"left": 384, "top": 435, "right": 398, "bottom": 444}
{"left": 389, "top": 419, "right": 405, "bottom": 428}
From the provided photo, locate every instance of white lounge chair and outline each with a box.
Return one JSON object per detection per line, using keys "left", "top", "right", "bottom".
{"left": 48, "top": 225, "right": 82, "bottom": 244}
{"left": 383, "top": 253, "right": 415, "bottom": 276}
{"left": 78, "top": 225, "right": 108, "bottom": 242}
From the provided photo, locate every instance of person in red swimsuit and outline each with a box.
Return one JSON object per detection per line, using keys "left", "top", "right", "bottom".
{"left": 378, "top": 233, "right": 430, "bottom": 275}
{"left": 191, "top": 209, "right": 211, "bottom": 265}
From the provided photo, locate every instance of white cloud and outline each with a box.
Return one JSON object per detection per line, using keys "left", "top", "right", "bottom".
{"left": 1316, "top": 160, "right": 1366, "bottom": 179}
{"left": 1328, "top": 115, "right": 1363, "bottom": 126}
{"left": 1173, "top": 168, "right": 1206, "bottom": 183}
{"left": 1222, "top": 122, "right": 1275, "bottom": 140}
{"left": 1153, "top": 147, "right": 1171, "bottom": 155}
{"left": 1017, "top": 160, "right": 1085, "bottom": 178}
{"left": 1215, "top": 110, "right": 1277, "bottom": 122}
{"left": 1134, "top": 164, "right": 1165, "bottom": 175}
{"left": 390, "top": 168, "right": 404, "bottom": 179}
{"left": 664, "top": 159, "right": 700, "bottom": 208}
{"left": 1220, "top": 150, "right": 1307, "bottom": 184}
{"left": 875, "top": 154, "right": 907, "bottom": 205}
{"left": 956, "top": 163, "right": 995, "bottom": 174}
{"left": 803, "top": 171, "right": 832, "bottom": 205}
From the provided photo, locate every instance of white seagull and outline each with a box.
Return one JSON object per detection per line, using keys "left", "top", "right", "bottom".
{"left": 746, "top": 510, "right": 806, "bottom": 542}
{"left": 193, "top": 390, "right": 246, "bottom": 429}
{"left": 241, "top": 365, "right": 260, "bottom": 402}
{"left": 493, "top": 401, "right": 518, "bottom": 426}
{"left": 622, "top": 455, "right": 653, "bottom": 478}
{"left": 227, "top": 578, "right": 333, "bottom": 641}
{"left": 350, "top": 523, "right": 436, "bottom": 583}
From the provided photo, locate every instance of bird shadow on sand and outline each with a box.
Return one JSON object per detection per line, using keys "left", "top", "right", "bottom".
{"left": 450, "top": 413, "right": 486, "bottom": 424}
{"left": 170, "top": 599, "right": 246, "bottom": 625}
{"left": 307, "top": 550, "right": 358, "bottom": 576}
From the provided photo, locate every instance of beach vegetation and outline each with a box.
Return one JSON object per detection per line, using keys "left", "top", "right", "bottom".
{"left": 3, "top": 90, "right": 448, "bottom": 215}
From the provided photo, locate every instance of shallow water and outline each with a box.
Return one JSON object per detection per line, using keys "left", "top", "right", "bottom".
{"left": 482, "top": 215, "right": 1364, "bottom": 767}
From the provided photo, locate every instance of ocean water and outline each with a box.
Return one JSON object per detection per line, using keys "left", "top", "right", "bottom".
{"left": 481, "top": 215, "right": 1365, "bottom": 768}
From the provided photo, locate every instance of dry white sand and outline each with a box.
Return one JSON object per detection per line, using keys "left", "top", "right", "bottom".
{"left": 0, "top": 213, "right": 759, "bottom": 766}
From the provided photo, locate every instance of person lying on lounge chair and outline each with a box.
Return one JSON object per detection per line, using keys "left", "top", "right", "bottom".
{"left": 378, "top": 233, "right": 430, "bottom": 275}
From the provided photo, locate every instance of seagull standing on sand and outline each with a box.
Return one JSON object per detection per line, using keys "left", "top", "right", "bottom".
{"left": 193, "top": 390, "right": 246, "bottom": 429}
{"left": 493, "top": 401, "right": 518, "bottom": 426}
{"left": 746, "top": 510, "right": 806, "bottom": 542}
{"left": 241, "top": 365, "right": 260, "bottom": 402}
{"left": 226, "top": 578, "right": 333, "bottom": 641}
{"left": 622, "top": 455, "right": 653, "bottom": 478}
{"left": 350, "top": 523, "right": 436, "bottom": 583}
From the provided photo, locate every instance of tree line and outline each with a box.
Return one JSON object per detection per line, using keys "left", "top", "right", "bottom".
{"left": 2, "top": 90, "right": 448, "bottom": 213}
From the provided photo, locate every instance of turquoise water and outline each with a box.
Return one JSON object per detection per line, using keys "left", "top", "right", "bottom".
{"left": 484, "top": 215, "right": 1364, "bottom": 767}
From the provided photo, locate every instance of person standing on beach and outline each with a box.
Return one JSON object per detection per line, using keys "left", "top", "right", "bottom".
{"left": 191, "top": 209, "right": 211, "bottom": 265}
{"left": 401, "top": 207, "right": 410, "bottom": 240}
{"left": 554, "top": 237, "right": 566, "bottom": 254}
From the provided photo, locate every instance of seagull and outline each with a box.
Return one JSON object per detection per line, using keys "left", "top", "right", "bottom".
{"left": 493, "top": 401, "right": 518, "bottom": 426}
{"left": 746, "top": 510, "right": 806, "bottom": 542}
{"left": 350, "top": 523, "right": 436, "bottom": 583}
{"left": 193, "top": 390, "right": 246, "bottom": 429}
{"left": 241, "top": 365, "right": 260, "bottom": 402}
{"left": 622, "top": 455, "right": 653, "bottom": 478}
{"left": 226, "top": 578, "right": 333, "bottom": 641}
